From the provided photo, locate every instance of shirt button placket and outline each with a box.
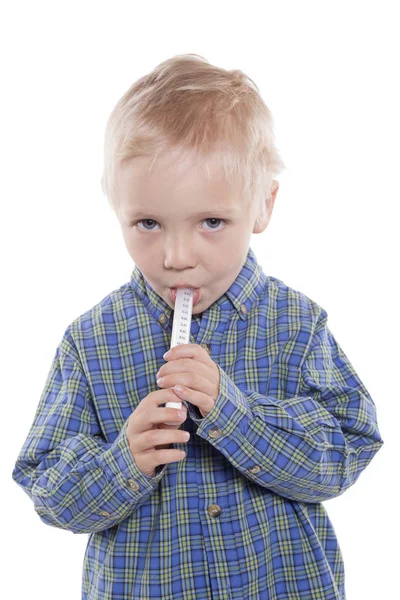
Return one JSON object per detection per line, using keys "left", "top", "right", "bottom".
{"left": 207, "top": 504, "right": 222, "bottom": 517}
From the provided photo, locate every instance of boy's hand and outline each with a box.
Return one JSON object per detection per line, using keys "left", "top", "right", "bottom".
{"left": 126, "top": 390, "right": 189, "bottom": 478}
{"left": 156, "top": 344, "right": 220, "bottom": 418}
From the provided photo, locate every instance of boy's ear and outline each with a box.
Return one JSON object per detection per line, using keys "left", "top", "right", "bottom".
{"left": 252, "top": 180, "right": 279, "bottom": 233}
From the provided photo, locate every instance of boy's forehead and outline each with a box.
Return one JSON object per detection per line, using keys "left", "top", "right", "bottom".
{"left": 118, "top": 150, "right": 245, "bottom": 217}
{"left": 121, "top": 147, "right": 226, "bottom": 184}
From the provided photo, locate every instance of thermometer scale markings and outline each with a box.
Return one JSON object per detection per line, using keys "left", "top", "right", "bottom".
{"left": 164, "top": 287, "right": 194, "bottom": 423}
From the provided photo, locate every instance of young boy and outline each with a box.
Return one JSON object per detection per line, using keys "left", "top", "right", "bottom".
{"left": 12, "top": 54, "right": 384, "bottom": 600}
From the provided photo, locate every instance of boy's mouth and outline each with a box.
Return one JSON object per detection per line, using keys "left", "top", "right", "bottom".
{"left": 170, "top": 288, "right": 200, "bottom": 306}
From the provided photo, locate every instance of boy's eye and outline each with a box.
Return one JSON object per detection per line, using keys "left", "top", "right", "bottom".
{"left": 203, "top": 218, "right": 225, "bottom": 231}
{"left": 135, "top": 219, "right": 159, "bottom": 231}
{"left": 133, "top": 218, "right": 226, "bottom": 232}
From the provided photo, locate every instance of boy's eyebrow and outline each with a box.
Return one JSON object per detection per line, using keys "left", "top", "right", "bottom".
{"left": 127, "top": 208, "right": 236, "bottom": 219}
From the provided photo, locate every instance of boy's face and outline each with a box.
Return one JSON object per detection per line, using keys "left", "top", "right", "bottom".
{"left": 116, "top": 148, "right": 278, "bottom": 315}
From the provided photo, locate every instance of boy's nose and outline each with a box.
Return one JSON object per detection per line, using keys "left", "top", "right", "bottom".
{"left": 163, "top": 240, "right": 196, "bottom": 271}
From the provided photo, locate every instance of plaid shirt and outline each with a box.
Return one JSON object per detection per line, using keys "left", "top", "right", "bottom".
{"left": 12, "top": 247, "right": 384, "bottom": 599}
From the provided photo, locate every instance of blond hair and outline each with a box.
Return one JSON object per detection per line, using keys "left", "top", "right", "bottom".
{"left": 101, "top": 53, "right": 285, "bottom": 228}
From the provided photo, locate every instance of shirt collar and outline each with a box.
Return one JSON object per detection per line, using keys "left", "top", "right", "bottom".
{"left": 129, "top": 247, "right": 267, "bottom": 324}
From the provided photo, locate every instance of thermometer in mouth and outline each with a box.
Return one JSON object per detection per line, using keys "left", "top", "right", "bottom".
{"left": 163, "top": 287, "right": 194, "bottom": 425}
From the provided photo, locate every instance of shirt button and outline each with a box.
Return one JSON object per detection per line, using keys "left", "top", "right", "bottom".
{"left": 99, "top": 510, "right": 111, "bottom": 518}
{"left": 208, "top": 427, "right": 222, "bottom": 439}
{"left": 240, "top": 303, "right": 248, "bottom": 314}
{"left": 249, "top": 465, "right": 261, "bottom": 474}
{"left": 200, "top": 343, "right": 211, "bottom": 354}
{"left": 127, "top": 479, "right": 139, "bottom": 491}
{"left": 207, "top": 504, "right": 222, "bottom": 517}
{"left": 158, "top": 314, "right": 168, "bottom": 324}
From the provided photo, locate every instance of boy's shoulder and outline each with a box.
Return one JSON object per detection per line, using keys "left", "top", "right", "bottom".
{"left": 60, "top": 279, "right": 137, "bottom": 347}
{"left": 263, "top": 274, "right": 328, "bottom": 325}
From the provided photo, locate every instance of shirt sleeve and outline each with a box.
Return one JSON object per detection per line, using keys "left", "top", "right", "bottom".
{"left": 11, "top": 328, "right": 167, "bottom": 534}
{"left": 189, "top": 311, "right": 384, "bottom": 503}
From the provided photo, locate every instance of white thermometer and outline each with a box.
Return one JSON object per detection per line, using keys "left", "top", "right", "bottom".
{"left": 163, "top": 287, "right": 193, "bottom": 425}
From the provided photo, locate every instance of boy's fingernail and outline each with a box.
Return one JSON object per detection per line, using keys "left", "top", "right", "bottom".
{"left": 163, "top": 350, "right": 172, "bottom": 359}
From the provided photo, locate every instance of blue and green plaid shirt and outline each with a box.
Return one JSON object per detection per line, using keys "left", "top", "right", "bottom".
{"left": 12, "top": 247, "right": 384, "bottom": 599}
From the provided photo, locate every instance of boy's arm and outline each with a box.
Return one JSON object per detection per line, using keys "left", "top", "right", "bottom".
{"left": 191, "top": 310, "right": 384, "bottom": 504}
{"left": 11, "top": 328, "right": 166, "bottom": 535}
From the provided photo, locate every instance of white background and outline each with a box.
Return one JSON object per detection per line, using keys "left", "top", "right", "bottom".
{"left": 2, "top": 1, "right": 398, "bottom": 598}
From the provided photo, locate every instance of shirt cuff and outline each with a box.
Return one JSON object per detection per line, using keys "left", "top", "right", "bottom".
{"left": 191, "top": 365, "right": 253, "bottom": 435}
